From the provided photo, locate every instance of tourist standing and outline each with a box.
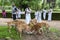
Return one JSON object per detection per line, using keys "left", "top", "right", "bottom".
{"left": 35, "top": 9, "right": 42, "bottom": 23}
{"left": 43, "top": 8, "right": 47, "bottom": 20}
{"left": 25, "top": 7, "right": 31, "bottom": 24}
{"left": 12, "top": 4, "right": 16, "bottom": 18}
{"left": 48, "top": 8, "right": 53, "bottom": 21}
{"left": 12, "top": 7, "right": 17, "bottom": 20}
{"left": 16, "top": 8, "right": 21, "bottom": 19}
{"left": 38, "top": 10, "right": 42, "bottom": 23}
{"left": 2, "top": 9, "right": 6, "bottom": 18}
{"left": 35, "top": 10, "right": 38, "bottom": 20}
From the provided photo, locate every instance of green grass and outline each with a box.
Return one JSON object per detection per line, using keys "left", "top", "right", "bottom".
{"left": 0, "top": 26, "right": 21, "bottom": 40}
{"left": 49, "top": 27, "right": 60, "bottom": 37}
{"left": 0, "top": 26, "right": 60, "bottom": 40}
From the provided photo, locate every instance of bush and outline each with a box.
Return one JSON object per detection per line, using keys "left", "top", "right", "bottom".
{"left": 0, "top": 12, "right": 60, "bottom": 20}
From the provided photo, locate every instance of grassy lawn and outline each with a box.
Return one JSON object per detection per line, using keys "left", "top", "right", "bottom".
{"left": 49, "top": 27, "right": 60, "bottom": 37}
{"left": 0, "top": 26, "right": 20, "bottom": 40}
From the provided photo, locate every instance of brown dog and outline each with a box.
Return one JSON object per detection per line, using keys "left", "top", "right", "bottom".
{"left": 30, "top": 22, "right": 50, "bottom": 35}
{"left": 7, "top": 20, "right": 33, "bottom": 35}
{"left": 15, "top": 21, "right": 30, "bottom": 33}
{"left": 7, "top": 20, "right": 31, "bottom": 37}
{"left": 29, "top": 19, "right": 37, "bottom": 28}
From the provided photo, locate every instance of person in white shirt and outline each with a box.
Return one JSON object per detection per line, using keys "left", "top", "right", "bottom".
{"left": 43, "top": 8, "right": 47, "bottom": 20}
{"left": 38, "top": 10, "right": 42, "bottom": 23}
{"left": 25, "top": 7, "right": 31, "bottom": 24}
{"left": 35, "top": 10, "right": 38, "bottom": 20}
{"left": 35, "top": 9, "right": 42, "bottom": 23}
{"left": 48, "top": 7, "right": 53, "bottom": 21}
{"left": 16, "top": 8, "right": 21, "bottom": 19}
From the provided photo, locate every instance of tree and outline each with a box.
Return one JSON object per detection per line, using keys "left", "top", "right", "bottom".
{"left": 47, "top": 0, "right": 56, "bottom": 8}
{"left": 10, "top": 0, "right": 42, "bottom": 10}
{"left": 0, "top": 0, "right": 12, "bottom": 6}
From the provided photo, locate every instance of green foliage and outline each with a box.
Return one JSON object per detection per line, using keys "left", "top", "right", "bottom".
{"left": 0, "top": 0, "right": 12, "bottom": 6}
{"left": 49, "top": 27, "right": 60, "bottom": 37}
{"left": 0, "top": 0, "right": 60, "bottom": 10}
{"left": 10, "top": 0, "right": 43, "bottom": 10}
{"left": 0, "top": 12, "right": 60, "bottom": 20}
{"left": 0, "top": 26, "right": 20, "bottom": 40}
{"left": 56, "top": 0, "right": 60, "bottom": 8}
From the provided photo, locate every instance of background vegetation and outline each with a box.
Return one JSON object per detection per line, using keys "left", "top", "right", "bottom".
{"left": 0, "top": 0, "right": 60, "bottom": 11}
{"left": 0, "top": 13, "right": 60, "bottom": 20}
{"left": 0, "top": 0, "right": 60, "bottom": 20}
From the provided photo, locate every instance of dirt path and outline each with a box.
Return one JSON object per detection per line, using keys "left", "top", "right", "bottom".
{"left": 0, "top": 18, "right": 60, "bottom": 29}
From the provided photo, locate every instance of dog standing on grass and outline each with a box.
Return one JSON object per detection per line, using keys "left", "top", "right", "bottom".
{"left": 15, "top": 21, "right": 31, "bottom": 33}
{"left": 7, "top": 19, "right": 50, "bottom": 36}
{"left": 7, "top": 21, "right": 16, "bottom": 33}
{"left": 30, "top": 22, "right": 50, "bottom": 35}
{"left": 29, "top": 19, "right": 50, "bottom": 35}
{"left": 7, "top": 20, "right": 31, "bottom": 37}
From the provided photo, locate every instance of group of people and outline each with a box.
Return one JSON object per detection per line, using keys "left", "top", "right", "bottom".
{"left": 12, "top": 4, "right": 53, "bottom": 25}
{"left": 26, "top": 7, "right": 53, "bottom": 24}
{"left": 12, "top": 5, "right": 21, "bottom": 20}
{"left": 12, "top": 5, "right": 53, "bottom": 24}
{"left": 35, "top": 8, "right": 53, "bottom": 23}
{"left": 12, "top": 5, "right": 32, "bottom": 24}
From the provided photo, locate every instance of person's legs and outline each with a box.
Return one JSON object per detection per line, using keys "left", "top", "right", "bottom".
{"left": 38, "top": 13, "right": 42, "bottom": 23}
{"left": 35, "top": 15, "right": 37, "bottom": 20}
{"left": 36, "top": 13, "right": 39, "bottom": 23}
{"left": 43, "top": 13, "right": 46, "bottom": 20}
{"left": 2, "top": 14, "right": 4, "bottom": 18}
{"left": 16, "top": 14, "right": 18, "bottom": 19}
{"left": 13, "top": 14, "right": 16, "bottom": 20}
{"left": 37, "top": 15, "right": 39, "bottom": 23}
{"left": 18, "top": 14, "right": 21, "bottom": 19}
{"left": 25, "top": 14, "right": 31, "bottom": 24}
{"left": 49, "top": 13, "right": 52, "bottom": 21}
{"left": 48, "top": 13, "right": 52, "bottom": 21}
{"left": 4, "top": 14, "right": 6, "bottom": 18}
{"left": 25, "top": 14, "right": 28, "bottom": 24}
{"left": 48, "top": 14, "right": 50, "bottom": 21}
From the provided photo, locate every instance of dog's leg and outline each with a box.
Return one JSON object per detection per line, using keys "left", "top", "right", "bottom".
{"left": 38, "top": 28, "right": 43, "bottom": 35}
{"left": 17, "top": 27, "right": 22, "bottom": 39}
{"left": 46, "top": 24, "right": 50, "bottom": 33}
{"left": 19, "top": 31, "right": 23, "bottom": 40}
{"left": 8, "top": 24, "right": 12, "bottom": 33}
